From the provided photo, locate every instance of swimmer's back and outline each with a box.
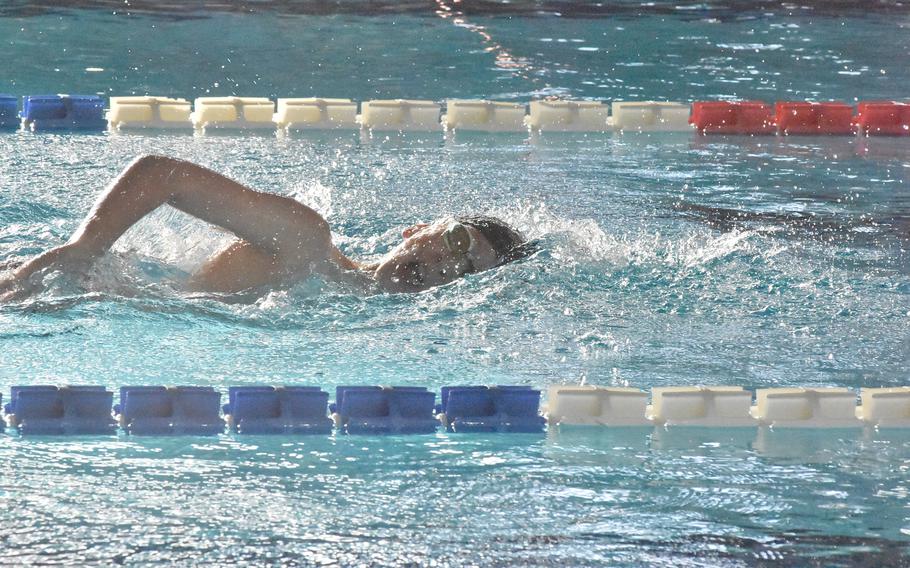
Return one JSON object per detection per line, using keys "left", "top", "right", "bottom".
{"left": 188, "top": 240, "right": 307, "bottom": 294}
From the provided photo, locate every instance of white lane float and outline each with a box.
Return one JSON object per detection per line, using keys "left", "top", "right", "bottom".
{"left": 441, "top": 99, "right": 527, "bottom": 132}
{"left": 108, "top": 96, "right": 192, "bottom": 130}
{"left": 191, "top": 96, "right": 276, "bottom": 131}
{"left": 274, "top": 98, "right": 358, "bottom": 130}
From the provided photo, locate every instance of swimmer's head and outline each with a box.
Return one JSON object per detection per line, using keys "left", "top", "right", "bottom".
{"left": 372, "top": 215, "right": 533, "bottom": 293}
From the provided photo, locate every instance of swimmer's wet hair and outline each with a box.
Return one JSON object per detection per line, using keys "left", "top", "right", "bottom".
{"left": 457, "top": 215, "right": 536, "bottom": 266}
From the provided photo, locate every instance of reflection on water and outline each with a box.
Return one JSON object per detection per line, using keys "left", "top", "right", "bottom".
{"left": 673, "top": 200, "right": 910, "bottom": 246}
{"left": 3, "top": 428, "right": 909, "bottom": 565}
{"left": 433, "top": 0, "right": 541, "bottom": 88}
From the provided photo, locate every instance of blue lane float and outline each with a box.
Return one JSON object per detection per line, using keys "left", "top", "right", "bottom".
{"left": 0, "top": 95, "right": 17, "bottom": 129}
{"left": 6, "top": 385, "right": 116, "bottom": 435}
{"left": 439, "top": 385, "right": 546, "bottom": 433}
{"left": 333, "top": 386, "right": 439, "bottom": 434}
{"left": 20, "top": 94, "right": 107, "bottom": 131}
{"left": 116, "top": 386, "right": 224, "bottom": 435}
{"left": 223, "top": 386, "right": 333, "bottom": 434}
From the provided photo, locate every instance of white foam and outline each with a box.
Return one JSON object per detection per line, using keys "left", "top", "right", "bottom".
{"left": 114, "top": 206, "right": 232, "bottom": 273}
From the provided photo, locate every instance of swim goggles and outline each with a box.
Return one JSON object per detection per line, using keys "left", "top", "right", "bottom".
{"left": 441, "top": 222, "right": 477, "bottom": 275}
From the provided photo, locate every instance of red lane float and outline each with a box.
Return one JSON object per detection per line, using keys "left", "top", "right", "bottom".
{"left": 689, "top": 101, "right": 775, "bottom": 135}
{"left": 854, "top": 102, "right": 910, "bottom": 136}
{"left": 775, "top": 102, "right": 854, "bottom": 135}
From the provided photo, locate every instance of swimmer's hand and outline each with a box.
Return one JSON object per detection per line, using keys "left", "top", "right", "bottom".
{"left": 0, "top": 243, "right": 94, "bottom": 302}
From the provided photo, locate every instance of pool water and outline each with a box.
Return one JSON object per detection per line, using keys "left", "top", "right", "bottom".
{"left": 0, "top": 2, "right": 909, "bottom": 565}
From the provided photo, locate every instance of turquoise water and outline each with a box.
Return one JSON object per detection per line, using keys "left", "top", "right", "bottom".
{"left": 1, "top": 3, "right": 909, "bottom": 565}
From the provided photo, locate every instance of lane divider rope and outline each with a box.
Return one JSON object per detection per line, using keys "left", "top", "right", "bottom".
{"left": 1, "top": 94, "right": 908, "bottom": 135}
{"left": 1, "top": 384, "right": 907, "bottom": 436}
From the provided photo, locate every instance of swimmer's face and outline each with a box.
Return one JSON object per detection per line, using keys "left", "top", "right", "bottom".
{"left": 373, "top": 219, "right": 500, "bottom": 293}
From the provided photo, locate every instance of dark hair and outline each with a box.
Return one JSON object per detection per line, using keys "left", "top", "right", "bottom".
{"left": 457, "top": 215, "right": 535, "bottom": 266}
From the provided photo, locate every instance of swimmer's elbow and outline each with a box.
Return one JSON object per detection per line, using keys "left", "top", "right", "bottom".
{"left": 290, "top": 201, "right": 333, "bottom": 248}
{"left": 258, "top": 196, "right": 332, "bottom": 257}
{"left": 129, "top": 154, "right": 181, "bottom": 172}
{"left": 121, "top": 155, "right": 193, "bottom": 187}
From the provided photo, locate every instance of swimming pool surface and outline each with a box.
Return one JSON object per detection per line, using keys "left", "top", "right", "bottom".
{"left": 0, "top": 2, "right": 909, "bottom": 565}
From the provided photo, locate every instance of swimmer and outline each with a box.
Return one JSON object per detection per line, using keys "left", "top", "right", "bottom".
{"left": 0, "top": 155, "right": 532, "bottom": 301}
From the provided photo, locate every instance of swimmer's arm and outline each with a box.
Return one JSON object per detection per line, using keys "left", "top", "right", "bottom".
{"left": 2, "top": 155, "right": 330, "bottom": 294}
{"left": 72, "top": 154, "right": 331, "bottom": 260}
